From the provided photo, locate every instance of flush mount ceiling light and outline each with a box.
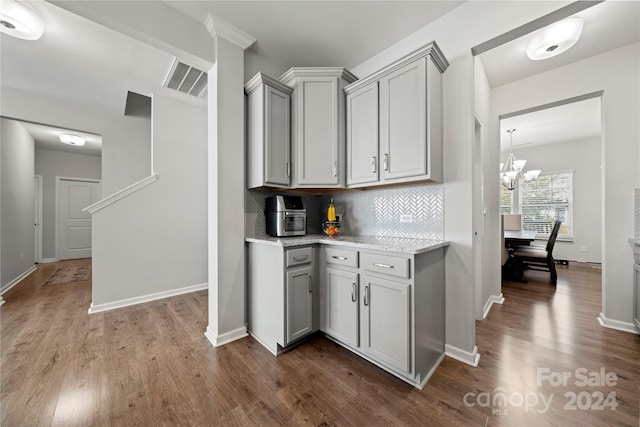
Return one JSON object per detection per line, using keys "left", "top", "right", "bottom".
{"left": 0, "top": 0, "right": 44, "bottom": 40}
{"left": 59, "top": 134, "right": 85, "bottom": 146}
{"left": 500, "top": 129, "right": 541, "bottom": 191}
{"left": 526, "top": 17, "right": 583, "bottom": 61}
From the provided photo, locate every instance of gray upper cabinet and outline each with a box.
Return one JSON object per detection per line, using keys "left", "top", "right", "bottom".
{"left": 345, "top": 42, "right": 448, "bottom": 188}
{"left": 280, "top": 68, "right": 357, "bottom": 188}
{"left": 346, "top": 82, "right": 379, "bottom": 186}
{"left": 245, "top": 72, "right": 292, "bottom": 189}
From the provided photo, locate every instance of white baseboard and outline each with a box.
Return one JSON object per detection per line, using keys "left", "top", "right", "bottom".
{"left": 445, "top": 344, "right": 480, "bottom": 367}
{"left": 482, "top": 293, "right": 505, "bottom": 320}
{"left": 597, "top": 313, "right": 639, "bottom": 335}
{"left": 247, "top": 331, "right": 278, "bottom": 356}
{"left": 0, "top": 296, "right": 5, "bottom": 306}
{"left": 418, "top": 352, "right": 446, "bottom": 389}
{"left": 205, "top": 325, "right": 248, "bottom": 347}
{"left": 1, "top": 265, "right": 37, "bottom": 295}
{"left": 40, "top": 258, "right": 58, "bottom": 264}
{"left": 88, "top": 282, "right": 208, "bottom": 314}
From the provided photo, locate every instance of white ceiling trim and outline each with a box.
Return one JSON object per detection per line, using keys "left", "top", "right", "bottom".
{"left": 205, "top": 14, "right": 256, "bottom": 50}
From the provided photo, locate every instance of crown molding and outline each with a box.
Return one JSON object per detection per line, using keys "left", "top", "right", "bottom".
{"left": 345, "top": 41, "right": 449, "bottom": 95}
{"left": 245, "top": 72, "right": 294, "bottom": 96}
{"left": 278, "top": 67, "right": 358, "bottom": 87}
{"left": 204, "top": 14, "right": 256, "bottom": 50}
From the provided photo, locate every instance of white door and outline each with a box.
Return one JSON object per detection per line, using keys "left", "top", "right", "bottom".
{"left": 57, "top": 178, "right": 101, "bottom": 260}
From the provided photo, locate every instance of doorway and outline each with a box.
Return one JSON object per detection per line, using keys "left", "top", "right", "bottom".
{"left": 34, "top": 175, "right": 43, "bottom": 263}
{"left": 55, "top": 177, "right": 101, "bottom": 260}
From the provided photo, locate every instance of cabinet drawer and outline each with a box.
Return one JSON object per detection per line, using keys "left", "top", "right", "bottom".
{"left": 362, "top": 252, "right": 410, "bottom": 279}
{"left": 286, "top": 246, "right": 313, "bottom": 267}
{"left": 326, "top": 247, "right": 358, "bottom": 268}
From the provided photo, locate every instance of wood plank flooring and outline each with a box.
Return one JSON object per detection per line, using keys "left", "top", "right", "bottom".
{"left": 2, "top": 259, "right": 639, "bottom": 426}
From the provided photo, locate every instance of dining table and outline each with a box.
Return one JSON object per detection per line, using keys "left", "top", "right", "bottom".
{"left": 504, "top": 230, "right": 537, "bottom": 247}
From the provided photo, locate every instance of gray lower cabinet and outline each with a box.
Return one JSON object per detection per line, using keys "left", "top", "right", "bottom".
{"left": 247, "top": 243, "right": 316, "bottom": 355}
{"left": 320, "top": 245, "right": 445, "bottom": 388}
{"left": 286, "top": 265, "right": 313, "bottom": 344}
{"left": 360, "top": 274, "right": 410, "bottom": 374}
{"left": 324, "top": 267, "right": 359, "bottom": 347}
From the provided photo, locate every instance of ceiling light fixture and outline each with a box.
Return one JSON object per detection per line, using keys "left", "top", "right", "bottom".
{"left": 0, "top": 0, "right": 44, "bottom": 40}
{"left": 500, "top": 129, "right": 541, "bottom": 191}
{"left": 526, "top": 17, "right": 583, "bottom": 61}
{"left": 59, "top": 134, "right": 86, "bottom": 146}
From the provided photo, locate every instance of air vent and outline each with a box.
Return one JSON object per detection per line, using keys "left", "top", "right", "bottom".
{"left": 163, "top": 59, "right": 208, "bottom": 98}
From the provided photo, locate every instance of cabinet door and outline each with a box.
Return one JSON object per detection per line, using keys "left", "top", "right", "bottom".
{"left": 324, "top": 268, "right": 359, "bottom": 347}
{"left": 294, "top": 77, "right": 340, "bottom": 186}
{"left": 361, "top": 275, "right": 411, "bottom": 374}
{"left": 264, "top": 85, "right": 291, "bottom": 186}
{"left": 379, "top": 58, "right": 427, "bottom": 181}
{"left": 346, "top": 83, "right": 379, "bottom": 186}
{"left": 285, "top": 265, "right": 313, "bottom": 344}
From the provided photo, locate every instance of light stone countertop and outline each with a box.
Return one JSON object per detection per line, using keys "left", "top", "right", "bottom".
{"left": 629, "top": 238, "right": 640, "bottom": 246}
{"left": 245, "top": 234, "right": 449, "bottom": 255}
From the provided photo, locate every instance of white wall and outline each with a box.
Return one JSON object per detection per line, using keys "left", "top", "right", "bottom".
{"left": 350, "top": 1, "right": 567, "bottom": 362}
{"left": 34, "top": 148, "right": 102, "bottom": 260}
{"left": 0, "top": 86, "right": 150, "bottom": 196}
{"left": 1, "top": 118, "right": 35, "bottom": 291}
{"left": 510, "top": 138, "right": 602, "bottom": 263}
{"left": 91, "top": 94, "right": 207, "bottom": 308}
{"left": 491, "top": 42, "right": 640, "bottom": 328}
{"left": 474, "top": 57, "right": 502, "bottom": 320}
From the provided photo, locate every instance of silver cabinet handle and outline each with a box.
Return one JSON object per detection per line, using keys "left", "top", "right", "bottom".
{"left": 383, "top": 153, "right": 388, "bottom": 171}
{"left": 373, "top": 263, "right": 394, "bottom": 269}
{"left": 372, "top": 156, "right": 377, "bottom": 173}
{"left": 363, "top": 285, "right": 369, "bottom": 306}
{"left": 333, "top": 161, "right": 338, "bottom": 178}
{"left": 286, "top": 162, "right": 291, "bottom": 178}
{"left": 293, "top": 255, "right": 309, "bottom": 261}
{"left": 332, "top": 255, "right": 347, "bottom": 260}
{"left": 351, "top": 283, "right": 356, "bottom": 302}
{"left": 308, "top": 275, "right": 312, "bottom": 293}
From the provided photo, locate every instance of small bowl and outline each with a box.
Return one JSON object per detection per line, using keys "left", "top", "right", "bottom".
{"left": 322, "top": 221, "right": 341, "bottom": 237}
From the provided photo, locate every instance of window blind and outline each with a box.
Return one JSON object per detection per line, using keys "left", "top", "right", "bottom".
{"left": 519, "top": 171, "right": 574, "bottom": 240}
{"left": 500, "top": 186, "right": 513, "bottom": 215}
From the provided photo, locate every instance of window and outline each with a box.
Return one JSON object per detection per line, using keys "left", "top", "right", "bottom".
{"left": 519, "top": 171, "right": 573, "bottom": 240}
{"left": 500, "top": 185, "right": 513, "bottom": 214}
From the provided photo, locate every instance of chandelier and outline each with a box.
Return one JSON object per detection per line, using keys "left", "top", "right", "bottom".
{"left": 500, "top": 129, "right": 541, "bottom": 191}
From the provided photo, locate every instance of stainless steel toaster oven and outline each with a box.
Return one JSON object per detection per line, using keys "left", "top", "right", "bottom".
{"left": 265, "top": 195, "right": 306, "bottom": 237}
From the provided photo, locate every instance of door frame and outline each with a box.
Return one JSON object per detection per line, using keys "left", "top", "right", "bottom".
{"left": 55, "top": 176, "right": 101, "bottom": 260}
{"left": 34, "top": 175, "right": 43, "bottom": 263}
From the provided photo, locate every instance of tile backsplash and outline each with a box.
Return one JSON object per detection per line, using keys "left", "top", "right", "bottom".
{"left": 327, "top": 183, "right": 444, "bottom": 240}
{"left": 246, "top": 182, "right": 444, "bottom": 241}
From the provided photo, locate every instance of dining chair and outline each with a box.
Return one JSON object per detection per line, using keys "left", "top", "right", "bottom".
{"left": 511, "top": 220, "right": 562, "bottom": 285}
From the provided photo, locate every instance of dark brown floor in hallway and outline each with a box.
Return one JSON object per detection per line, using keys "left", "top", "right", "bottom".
{"left": 1, "top": 259, "right": 639, "bottom": 426}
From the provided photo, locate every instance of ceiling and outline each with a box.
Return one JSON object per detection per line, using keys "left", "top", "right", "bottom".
{"left": 19, "top": 120, "right": 102, "bottom": 156}
{"left": 1, "top": 1, "right": 635, "bottom": 156}
{"left": 165, "top": 1, "right": 464, "bottom": 71}
{"left": 500, "top": 97, "right": 601, "bottom": 151}
{"left": 480, "top": 1, "right": 640, "bottom": 88}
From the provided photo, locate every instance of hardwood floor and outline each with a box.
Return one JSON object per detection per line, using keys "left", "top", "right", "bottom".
{"left": 2, "top": 259, "right": 639, "bottom": 426}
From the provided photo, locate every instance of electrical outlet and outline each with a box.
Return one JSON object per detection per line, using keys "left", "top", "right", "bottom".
{"left": 399, "top": 214, "right": 413, "bottom": 223}
{"left": 335, "top": 213, "right": 343, "bottom": 222}
{"left": 580, "top": 245, "right": 588, "bottom": 253}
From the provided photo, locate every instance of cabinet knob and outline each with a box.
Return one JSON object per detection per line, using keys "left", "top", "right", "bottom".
{"left": 363, "top": 285, "right": 369, "bottom": 306}
{"left": 308, "top": 276, "right": 312, "bottom": 293}
{"left": 372, "top": 156, "right": 377, "bottom": 174}
{"left": 333, "top": 161, "right": 338, "bottom": 178}
{"left": 383, "top": 154, "right": 389, "bottom": 171}
{"left": 351, "top": 283, "right": 356, "bottom": 302}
